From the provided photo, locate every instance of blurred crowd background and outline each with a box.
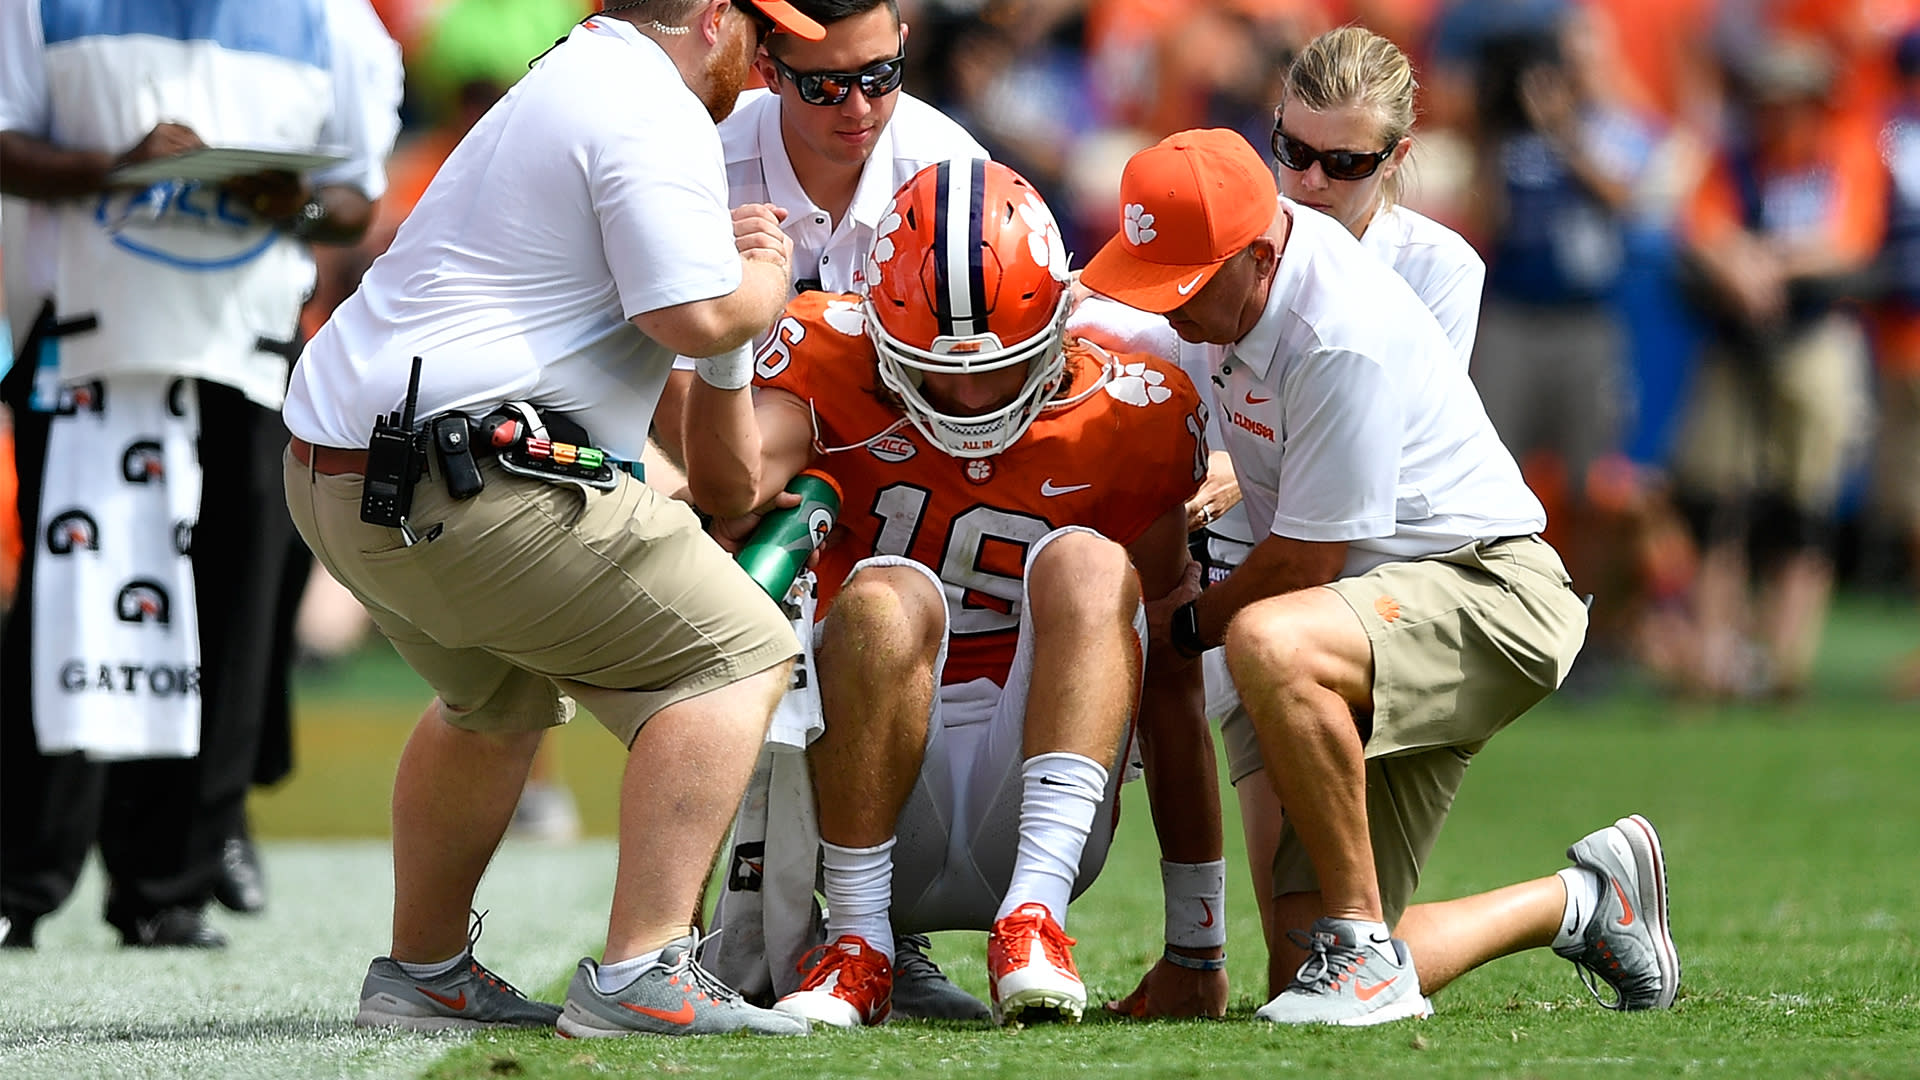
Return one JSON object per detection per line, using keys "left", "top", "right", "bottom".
{"left": 6, "top": 0, "right": 1920, "bottom": 712}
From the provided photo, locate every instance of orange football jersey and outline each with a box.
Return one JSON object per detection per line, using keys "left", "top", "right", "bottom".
{"left": 753, "top": 290, "right": 1207, "bottom": 686}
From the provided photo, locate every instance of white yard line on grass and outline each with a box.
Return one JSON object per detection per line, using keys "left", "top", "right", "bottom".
{"left": 0, "top": 839, "right": 617, "bottom": 1080}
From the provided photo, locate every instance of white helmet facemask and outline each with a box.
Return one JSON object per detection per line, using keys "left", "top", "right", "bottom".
{"left": 867, "top": 290, "right": 1072, "bottom": 458}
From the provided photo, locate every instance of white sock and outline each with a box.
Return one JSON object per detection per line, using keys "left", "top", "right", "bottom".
{"left": 995, "top": 752, "right": 1108, "bottom": 927}
{"left": 823, "top": 837, "right": 897, "bottom": 962}
{"left": 594, "top": 946, "right": 667, "bottom": 993}
{"left": 1553, "top": 867, "right": 1602, "bottom": 951}
{"left": 396, "top": 951, "right": 465, "bottom": 980}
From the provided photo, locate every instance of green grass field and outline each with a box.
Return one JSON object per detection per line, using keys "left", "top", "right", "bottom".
{"left": 4, "top": 597, "right": 1918, "bottom": 1078}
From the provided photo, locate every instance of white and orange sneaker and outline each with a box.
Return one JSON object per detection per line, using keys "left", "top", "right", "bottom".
{"left": 987, "top": 903, "right": 1085, "bottom": 1026}
{"left": 772, "top": 936, "right": 893, "bottom": 1029}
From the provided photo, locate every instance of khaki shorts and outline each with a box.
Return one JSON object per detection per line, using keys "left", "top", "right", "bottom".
{"left": 284, "top": 448, "right": 797, "bottom": 745}
{"left": 1674, "top": 314, "right": 1870, "bottom": 513}
{"left": 1249, "top": 535, "right": 1589, "bottom": 927}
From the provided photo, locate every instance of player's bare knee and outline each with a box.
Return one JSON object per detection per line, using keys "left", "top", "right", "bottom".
{"left": 820, "top": 564, "right": 944, "bottom": 662}
{"left": 1027, "top": 531, "right": 1136, "bottom": 628}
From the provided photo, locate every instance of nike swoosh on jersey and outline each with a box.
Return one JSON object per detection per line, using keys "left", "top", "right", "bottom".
{"left": 1175, "top": 271, "right": 1206, "bottom": 296}
{"left": 1040, "top": 479, "right": 1092, "bottom": 496}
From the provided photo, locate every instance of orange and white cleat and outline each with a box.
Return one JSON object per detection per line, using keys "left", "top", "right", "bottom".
{"left": 773, "top": 936, "right": 894, "bottom": 1028}
{"left": 987, "top": 903, "right": 1085, "bottom": 1026}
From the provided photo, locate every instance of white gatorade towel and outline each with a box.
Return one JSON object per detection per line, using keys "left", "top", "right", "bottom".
{"left": 30, "top": 370, "right": 203, "bottom": 760}
{"left": 704, "top": 573, "right": 827, "bottom": 998}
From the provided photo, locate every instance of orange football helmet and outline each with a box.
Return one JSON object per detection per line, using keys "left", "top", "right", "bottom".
{"left": 862, "top": 158, "right": 1073, "bottom": 458}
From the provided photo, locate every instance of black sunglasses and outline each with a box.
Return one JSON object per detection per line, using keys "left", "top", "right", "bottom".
{"left": 767, "top": 51, "right": 906, "bottom": 106}
{"left": 1270, "top": 127, "right": 1397, "bottom": 182}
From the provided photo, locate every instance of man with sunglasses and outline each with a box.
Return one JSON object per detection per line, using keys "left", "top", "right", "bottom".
{"left": 1082, "top": 130, "right": 1677, "bottom": 1026}
{"left": 658, "top": 0, "right": 993, "bottom": 1023}
{"left": 282, "top": 0, "right": 840, "bottom": 1038}
{"left": 653, "top": 0, "right": 985, "bottom": 467}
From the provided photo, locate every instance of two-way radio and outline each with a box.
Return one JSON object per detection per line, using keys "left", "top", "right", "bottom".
{"left": 359, "top": 355, "right": 425, "bottom": 544}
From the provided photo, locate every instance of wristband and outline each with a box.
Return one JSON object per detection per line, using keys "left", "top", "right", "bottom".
{"left": 1162, "top": 948, "right": 1227, "bottom": 971}
{"left": 1170, "top": 600, "right": 1206, "bottom": 659}
{"left": 1162, "top": 858, "right": 1227, "bottom": 949}
{"left": 694, "top": 342, "right": 754, "bottom": 390}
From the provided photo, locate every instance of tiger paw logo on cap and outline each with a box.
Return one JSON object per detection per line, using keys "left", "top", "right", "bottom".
{"left": 1123, "top": 203, "right": 1157, "bottom": 246}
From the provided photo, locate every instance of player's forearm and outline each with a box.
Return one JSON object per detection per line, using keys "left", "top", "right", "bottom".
{"left": 1138, "top": 655, "right": 1223, "bottom": 865}
{"left": 682, "top": 378, "right": 765, "bottom": 518}
{"left": 0, "top": 131, "right": 115, "bottom": 199}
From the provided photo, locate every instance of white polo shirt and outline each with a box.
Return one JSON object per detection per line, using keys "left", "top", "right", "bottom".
{"left": 667, "top": 89, "right": 985, "bottom": 376}
{"left": 1358, "top": 203, "right": 1484, "bottom": 368}
{"left": 285, "top": 17, "right": 737, "bottom": 458}
{"left": 1215, "top": 198, "right": 1544, "bottom": 578}
{"left": 720, "top": 88, "right": 986, "bottom": 294}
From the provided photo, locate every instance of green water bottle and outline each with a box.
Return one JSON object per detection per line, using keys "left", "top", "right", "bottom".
{"left": 738, "top": 469, "right": 843, "bottom": 600}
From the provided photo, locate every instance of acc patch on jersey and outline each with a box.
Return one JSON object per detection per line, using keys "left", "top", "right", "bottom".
{"left": 868, "top": 431, "right": 916, "bottom": 463}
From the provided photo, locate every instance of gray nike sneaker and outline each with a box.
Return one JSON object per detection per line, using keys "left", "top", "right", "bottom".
{"left": 1253, "top": 917, "right": 1434, "bottom": 1026}
{"left": 558, "top": 934, "right": 810, "bottom": 1037}
{"left": 355, "top": 953, "right": 562, "bottom": 1031}
{"left": 891, "top": 934, "right": 992, "bottom": 1022}
{"left": 1555, "top": 814, "right": 1680, "bottom": 1010}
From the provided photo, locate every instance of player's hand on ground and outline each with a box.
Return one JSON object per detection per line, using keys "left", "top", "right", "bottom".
{"left": 1104, "top": 954, "right": 1228, "bottom": 1020}
{"left": 114, "top": 122, "right": 205, "bottom": 170}
{"left": 733, "top": 202, "right": 792, "bottom": 268}
{"left": 1186, "top": 451, "right": 1242, "bottom": 533}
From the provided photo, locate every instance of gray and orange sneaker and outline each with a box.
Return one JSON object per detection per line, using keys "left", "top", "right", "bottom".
{"left": 1253, "top": 917, "right": 1433, "bottom": 1026}
{"left": 1556, "top": 814, "right": 1680, "bottom": 1010}
{"left": 355, "top": 953, "right": 561, "bottom": 1031}
{"left": 558, "top": 934, "right": 809, "bottom": 1037}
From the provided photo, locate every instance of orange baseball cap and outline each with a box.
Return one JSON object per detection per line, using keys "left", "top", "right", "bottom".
{"left": 741, "top": 0, "right": 826, "bottom": 40}
{"left": 1080, "top": 128, "right": 1278, "bottom": 313}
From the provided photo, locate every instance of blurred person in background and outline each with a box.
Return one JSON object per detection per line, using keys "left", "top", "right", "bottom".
{"left": 1464, "top": 6, "right": 1662, "bottom": 686}
{"left": 656, "top": 0, "right": 995, "bottom": 1020}
{"left": 0, "top": 0, "right": 401, "bottom": 948}
{"left": 1662, "top": 38, "right": 1886, "bottom": 700}
{"left": 1863, "top": 26, "right": 1920, "bottom": 697}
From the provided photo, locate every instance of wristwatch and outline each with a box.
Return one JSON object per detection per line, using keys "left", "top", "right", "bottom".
{"left": 1171, "top": 600, "right": 1206, "bottom": 659}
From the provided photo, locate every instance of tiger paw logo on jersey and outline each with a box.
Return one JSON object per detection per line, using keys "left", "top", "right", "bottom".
{"left": 45, "top": 510, "right": 100, "bottom": 555}
{"left": 823, "top": 299, "right": 866, "bottom": 336}
{"left": 1106, "top": 362, "right": 1174, "bottom": 407}
{"left": 965, "top": 458, "right": 995, "bottom": 484}
{"left": 1123, "top": 203, "right": 1157, "bottom": 246}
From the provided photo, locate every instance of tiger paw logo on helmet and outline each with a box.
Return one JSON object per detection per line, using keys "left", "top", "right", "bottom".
{"left": 1105, "top": 361, "right": 1173, "bottom": 407}
{"left": 864, "top": 200, "right": 904, "bottom": 291}
{"left": 1017, "top": 194, "right": 1070, "bottom": 282}
{"left": 1123, "top": 203, "right": 1157, "bottom": 246}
